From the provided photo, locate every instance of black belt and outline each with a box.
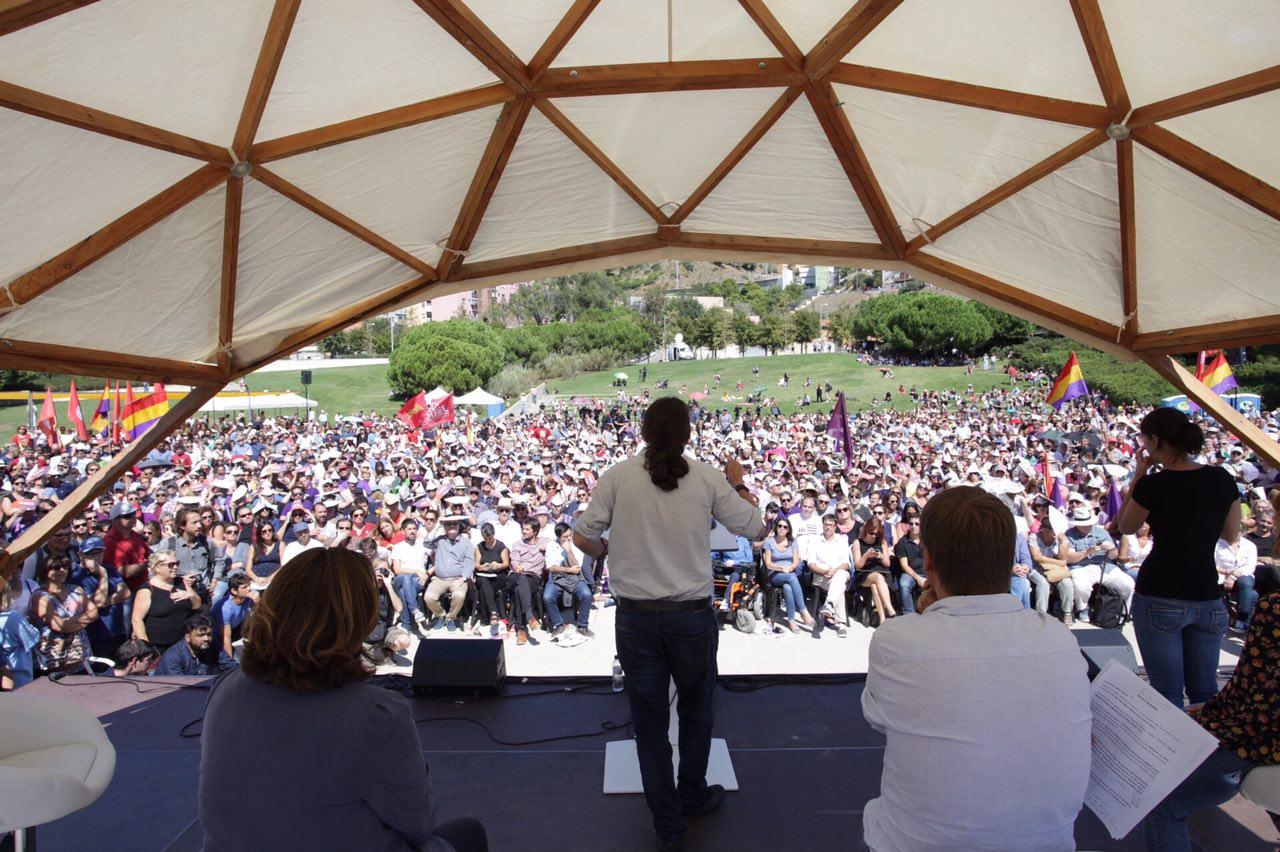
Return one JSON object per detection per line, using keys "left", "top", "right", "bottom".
{"left": 618, "top": 597, "right": 711, "bottom": 613}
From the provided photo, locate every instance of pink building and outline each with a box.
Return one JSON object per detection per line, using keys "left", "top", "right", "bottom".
{"left": 407, "top": 283, "right": 521, "bottom": 324}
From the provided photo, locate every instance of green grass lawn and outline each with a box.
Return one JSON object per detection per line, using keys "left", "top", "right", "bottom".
{"left": 549, "top": 352, "right": 1013, "bottom": 413}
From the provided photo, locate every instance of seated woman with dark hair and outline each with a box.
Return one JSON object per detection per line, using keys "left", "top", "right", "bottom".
{"left": 198, "top": 547, "right": 487, "bottom": 852}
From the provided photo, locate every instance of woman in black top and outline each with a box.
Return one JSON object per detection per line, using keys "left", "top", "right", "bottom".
{"left": 131, "top": 551, "right": 200, "bottom": 652}
{"left": 1119, "top": 407, "right": 1241, "bottom": 707}
{"left": 473, "top": 523, "right": 509, "bottom": 636}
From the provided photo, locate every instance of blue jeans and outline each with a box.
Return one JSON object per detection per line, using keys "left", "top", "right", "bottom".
{"left": 542, "top": 579, "right": 592, "bottom": 628}
{"left": 898, "top": 572, "right": 925, "bottom": 614}
{"left": 1229, "top": 576, "right": 1258, "bottom": 624}
{"left": 615, "top": 607, "right": 719, "bottom": 842}
{"left": 769, "top": 571, "right": 806, "bottom": 621}
{"left": 1131, "top": 594, "right": 1227, "bottom": 706}
{"left": 393, "top": 574, "right": 422, "bottom": 628}
{"left": 1142, "top": 746, "right": 1251, "bottom": 852}
{"left": 1010, "top": 574, "right": 1031, "bottom": 609}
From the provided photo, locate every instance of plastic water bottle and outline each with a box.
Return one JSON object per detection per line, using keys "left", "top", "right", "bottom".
{"left": 611, "top": 656, "right": 625, "bottom": 693}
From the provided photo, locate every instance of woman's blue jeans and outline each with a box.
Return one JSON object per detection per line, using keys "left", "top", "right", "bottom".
{"left": 770, "top": 571, "right": 806, "bottom": 621}
{"left": 1142, "top": 746, "right": 1251, "bottom": 852}
{"left": 1131, "top": 593, "right": 1227, "bottom": 707}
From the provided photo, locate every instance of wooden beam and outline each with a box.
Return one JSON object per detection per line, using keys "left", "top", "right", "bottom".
{"left": 737, "top": 0, "right": 804, "bottom": 71}
{"left": 1133, "top": 314, "right": 1280, "bottom": 355}
{"left": 670, "top": 87, "right": 801, "bottom": 225}
{"left": 0, "top": 339, "right": 224, "bottom": 386}
{"left": 0, "top": 0, "right": 97, "bottom": 37}
{"left": 1117, "top": 138, "right": 1138, "bottom": 346}
{"left": 250, "top": 84, "right": 513, "bottom": 163}
{"left": 670, "top": 231, "right": 895, "bottom": 261}
{"left": 533, "top": 59, "right": 803, "bottom": 96}
{"left": 804, "top": 81, "right": 905, "bottom": 258}
{"left": 535, "top": 100, "right": 667, "bottom": 225}
{"left": 455, "top": 234, "right": 670, "bottom": 281}
{"left": 0, "top": 385, "right": 221, "bottom": 570}
{"left": 1134, "top": 124, "right": 1280, "bottom": 222}
{"left": 1130, "top": 64, "right": 1280, "bottom": 128}
{"left": 911, "top": 252, "right": 1122, "bottom": 342}
{"left": 804, "top": 0, "right": 904, "bottom": 81}
{"left": 1142, "top": 354, "right": 1280, "bottom": 471}
{"left": 0, "top": 164, "right": 226, "bottom": 311}
{"left": 528, "top": 0, "right": 601, "bottom": 76}
{"left": 904, "top": 129, "right": 1108, "bottom": 255}
{"left": 0, "top": 80, "right": 229, "bottom": 163}
{"left": 251, "top": 167, "right": 437, "bottom": 277}
{"left": 232, "top": 0, "right": 301, "bottom": 154}
{"left": 1069, "top": 0, "right": 1130, "bottom": 120}
{"left": 436, "top": 96, "right": 533, "bottom": 282}
{"left": 218, "top": 176, "right": 243, "bottom": 375}
{"left": 829, "top": 64, "right": 1111, "bottom": 127}
{"left": 411, "top": 0, "right": 531, "bottom": 91}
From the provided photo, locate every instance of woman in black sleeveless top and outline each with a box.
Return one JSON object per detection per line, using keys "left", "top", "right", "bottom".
{"left": 131, "top": 551, "right": 200, "bottom": 652}
{"left": 472, "top": 524, "right": 509, "bottom": 635}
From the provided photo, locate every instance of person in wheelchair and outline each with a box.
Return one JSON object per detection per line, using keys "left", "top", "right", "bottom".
{"left": 712, "top": 534, "right": 754, "bottom": 614}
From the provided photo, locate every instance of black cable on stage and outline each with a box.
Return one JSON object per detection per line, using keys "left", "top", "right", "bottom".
{"left": 46, "top": 671, "right": 215, "bottom": 696}
{"left": 411, "top": 714, "right": 631, "bottom": 747}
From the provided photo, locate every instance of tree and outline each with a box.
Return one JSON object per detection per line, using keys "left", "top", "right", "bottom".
{"left": 827, "top": 306, "right": 858, "bottom": 350}
{"left": 501, "top": 325, "right": 549, "bottom": 367}
{"left": 386, "top": 320, "right": 507, "bottom": 396}
{"left": 791, "top": 309, "right": 821, "bottom": 352}
{"left": 690, "top": 308, "right": 731, "bottom": 357}
{"left": 730, "top": 313, "right": 757, "bottom": 357}
{"left": 317, "top": 330, "right": 358, "bottom": 358}
{"left": 756, "top": 313, "right": 793, "bottom": 356}
{"left": 973, "top": 302, "right": 1035, "bottom": 346}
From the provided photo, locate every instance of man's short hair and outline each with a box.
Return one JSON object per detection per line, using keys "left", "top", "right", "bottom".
{"left": 920, "top": 486, "right": 1014, "bottom": 596}
{"left": 227, "top": 572, "right": 252, "bottom": 592}
{"left": 114, "top": 638, "right": 156, "bottom": 667}
{"left": 185, "top": 613, "right": 214, "bottom": 634}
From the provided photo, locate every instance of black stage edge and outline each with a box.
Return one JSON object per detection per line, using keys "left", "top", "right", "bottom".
{"left": 22, "top": 674, "right": 1276, "bottom": 852}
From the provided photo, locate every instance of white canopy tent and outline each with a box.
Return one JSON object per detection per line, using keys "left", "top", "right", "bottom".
{"left": 0, "top": 0, "right": 1278, "bottom": 564}
{"left": 199, "top": 391, "right": 316, "bottom": 413}
{"left": 455, "top": 388, "right": 504, "bottom": 406}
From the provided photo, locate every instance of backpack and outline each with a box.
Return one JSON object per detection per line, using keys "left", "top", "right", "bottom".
{"left": 1087, "top": 582, "right": 1129, "bottom": 629}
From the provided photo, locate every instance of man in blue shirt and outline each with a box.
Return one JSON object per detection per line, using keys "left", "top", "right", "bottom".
{"left": 215, "top": 573, "right": 256, "bottom": 657}
{"left": 155, "top": 614, "right": 237, "bottom": 676}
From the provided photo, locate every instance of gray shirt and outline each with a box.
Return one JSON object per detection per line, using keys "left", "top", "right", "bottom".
{"left": 577, "top": 454, "right": 762, "bottom": 601}
{"left": 199, "top": 670, "right": 453, "bottom": 852}
{"left": 432, "top": 536, "right": 474, "bottom": 580}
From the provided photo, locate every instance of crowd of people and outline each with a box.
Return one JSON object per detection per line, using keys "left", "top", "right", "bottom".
{"left": 0, "top": 374, "right": 1277, "bottom": 688}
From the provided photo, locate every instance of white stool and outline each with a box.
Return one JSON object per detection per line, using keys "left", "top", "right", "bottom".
{"left": 0, "top": 692, "right": 116, "bottom": 851}
{"left": 1241, "top": 763, "right": 1280, "bottom": 815}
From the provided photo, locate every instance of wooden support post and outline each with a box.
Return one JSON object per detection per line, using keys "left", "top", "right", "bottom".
{"left": 0, "top": 385, "right": 221, "bottom": 572}
{"left": 1141, "top": 354, "right": 1280, "bottom": 471}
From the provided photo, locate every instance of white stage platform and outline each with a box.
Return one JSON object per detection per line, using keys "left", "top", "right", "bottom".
{"left": 377, "top": 602, "right": 1244, "bottom": 680}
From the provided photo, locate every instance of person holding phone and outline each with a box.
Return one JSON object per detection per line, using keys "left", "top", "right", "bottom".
{"left": 131, "top": 551, "right": 200, "bottom": 653}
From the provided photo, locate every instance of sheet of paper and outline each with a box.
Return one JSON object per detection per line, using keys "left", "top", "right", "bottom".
{"left": 1085, "top": 660, "right": 1221, "bottom": 839}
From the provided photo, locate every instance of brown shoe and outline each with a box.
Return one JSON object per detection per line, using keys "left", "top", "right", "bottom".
{"left": 529, "top": 618, "right": 540, "bottom": 631}
{"left": 517, "top": 629, "right": 528, "bottom": 645}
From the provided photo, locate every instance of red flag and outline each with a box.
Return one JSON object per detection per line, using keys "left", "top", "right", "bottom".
{"left": 111, "top": 381, "right": 123, "bottom": 444}
{"left": 395, "top": 391, "right": 428, "bottom": 428}
{"left": 37, "top": 388, "right": 61, "bottom": 449}
{"left": 68, "top": 380, "right": 89, "bottom": 441}
{"left": 420, "top": 393, "right": 455, "bottom": 430}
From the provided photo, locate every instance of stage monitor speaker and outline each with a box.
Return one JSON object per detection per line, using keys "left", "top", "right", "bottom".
{"left": 1073, "top": 629, "right": 1138, "bottom": 680}
{"left": 412, "top": 638, "right": 505, "bottom": 697}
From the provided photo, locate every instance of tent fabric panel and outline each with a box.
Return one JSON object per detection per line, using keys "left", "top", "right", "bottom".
{"left": 466, "top": 0, "right": 579, "bottom": 64}
{"left": 760, "top": 0, "right": 860, "bottom": 54}
{"left": 1133, "top": 144, "right": 1280, "bottom": 333}
{"left": 465, "top": 110, "right": 657, "bottom": 264}
{"left": 0, "top": 110, "right": 198, "bottom": 287}
{"left": 232, "top": 179, "right": 418, "bottom": 363}
{"left": 928, "top": 145, "right": 1124, "bottom": 326}
{"left": 551, "top": 88, "right": 786, "bottom": 211}
{"left": 269, "top": 104, "right": 506, "bottom": 268}
{"left": 837, "top": 85, "right": 1088, "bottom": 236}
{"left": 255, "top": 0, "right": 498, "bottom": 143}
{"left": 557, "top": 0, "right": 778, "bottom": 66}
{"left": 1163, "top": 91, "right": 1280, "bottom": 189}
{"left": 0, "top": 0, "right": 272, "bottom": 145}
{"left": 848, "top": 0, "right": 1104, "bottom": 105}
{"left": 681, "top": 97, "right": 878, "bottom": 242}
{"left": 1101, "top": 0, "right": 1280, "bottom": 108}
{"left": 0, "top": 184, "right": 226, "bottom": 362}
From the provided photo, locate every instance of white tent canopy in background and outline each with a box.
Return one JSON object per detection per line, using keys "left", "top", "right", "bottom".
{"left": 0, "top": 0, "right": 1277, "bottom": 387}
{"left": 456, "top": 388, "right": 504, "bottom": 406}
{"left": 199, "top": 392, "right": 315, "bottom": 413}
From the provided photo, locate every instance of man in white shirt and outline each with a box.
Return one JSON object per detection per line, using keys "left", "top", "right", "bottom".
{"left": 280, "top": 522, "right": 323, "bottom": 566}
{"left": 808, "top": 514, "right": 852, "bottom": 637}
{"left": 390, "top": 520, "right": 430, "bottom": 631}
{"left": 862, "top": 486, "right": 1091, "bottom": 852}
{"left": 790, "top": 496, "right": 825, "bottom": 564}
{"left": 491, "top": 498, "right": 522, "bottom": 548}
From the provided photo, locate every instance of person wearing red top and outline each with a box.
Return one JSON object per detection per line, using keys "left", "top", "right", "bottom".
{"left": 103, "top": 503, "right": 151, "bottom": 592}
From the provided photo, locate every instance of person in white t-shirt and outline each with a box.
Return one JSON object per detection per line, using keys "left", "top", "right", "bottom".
{"left": 390, "top": 520, "right": 430, "bottom": 631}
{"left": 280, "top": 523, "right": 323, "bottom": 566}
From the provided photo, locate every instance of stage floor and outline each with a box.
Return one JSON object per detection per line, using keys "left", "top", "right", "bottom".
{"left": 376, "top": 602, "right": 1244, "bottom": 680}
{"left": 25, "top": 673, "right": 1277, "bottom": 852}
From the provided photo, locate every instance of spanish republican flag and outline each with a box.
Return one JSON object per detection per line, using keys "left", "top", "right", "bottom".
{"left": 1046, "top": 352, "right": 1088, "bottom": 411}
{"left": 122, "top": 383, "right": 170, "bottom": 441}
{"left": 88, "top": 384, "right": 111, "bottom": 438}
{"left": 67, "top": 380, "right": 89, "bottom": 441}
{"left": 1197, "top": 350, "right": 1238, "bottom": 395}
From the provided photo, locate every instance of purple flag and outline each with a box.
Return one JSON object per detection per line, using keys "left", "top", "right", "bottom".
{"left": 1049, "top": 477, "right": 1067, "bottom": 509}
{"left": 827, "top": 392, "right": 853, "bottom": 471}
{"left": 1104, "top": 478, "right": 1124, "bottom": 522}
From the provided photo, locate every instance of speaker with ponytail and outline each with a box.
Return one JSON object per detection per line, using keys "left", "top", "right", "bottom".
{"left": 641, "top": 397, "right": 692, "bottom": 491}
{"left": 1139, "top": 407, "right": 1205, "bottom": 457}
